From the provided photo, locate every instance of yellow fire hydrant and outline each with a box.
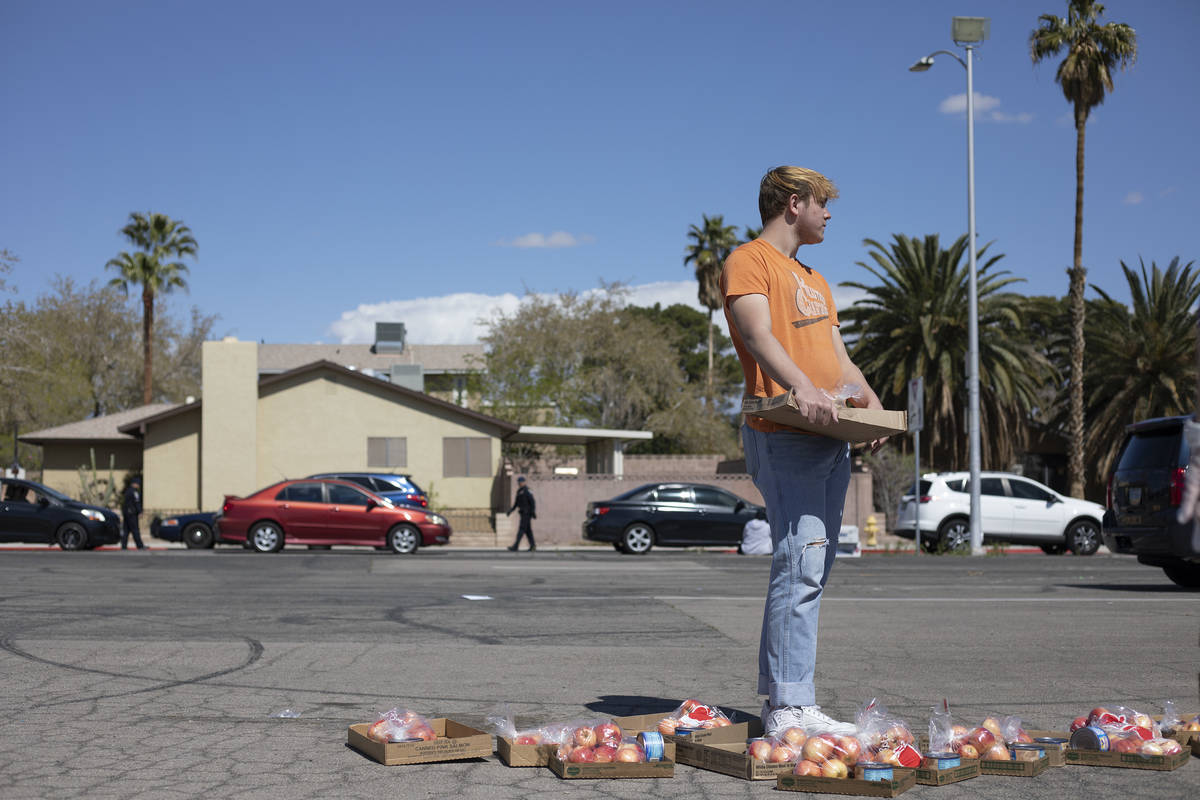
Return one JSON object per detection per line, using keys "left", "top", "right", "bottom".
{"left": 864, "top": 514, "right": 879, "bottom": 547}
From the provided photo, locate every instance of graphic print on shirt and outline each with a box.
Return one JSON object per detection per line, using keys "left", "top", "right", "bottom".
{"left": 791, "top": 269, "right": 829, "bottom": 328}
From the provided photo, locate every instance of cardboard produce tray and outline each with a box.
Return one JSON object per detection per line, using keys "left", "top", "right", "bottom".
{"left": 612, "top": 711, "right": 757, "bottom": 742}
{"left": 977, "top": 754, "right": 1050, "bottom": 777}
{"left": 670, "top": 725, "right": 791, "bottom": 780}
{"left": 913, "top": 759, "right": 981, "bottom": 786}
{"left": 742, "top": 394, "right": 906, "bottom": 444}
{"left": 1029, "top": 729, "right": 1192, "bottom": 771}
{"left": 547, "top": 753, "right": 675, "bottom": 779}
{"left": 777, "top": 767, "right": 917, "bottom": 796}
{"left": 347, "top": 718, "right": 491, "bottom": 765}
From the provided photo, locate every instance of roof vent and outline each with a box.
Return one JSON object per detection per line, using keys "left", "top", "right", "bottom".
{"left": 374, "top": 322, "right": 407, "bottom": 354}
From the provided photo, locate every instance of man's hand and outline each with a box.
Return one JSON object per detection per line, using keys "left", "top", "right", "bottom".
{"left": 1177, "top": 420, "right": 1200, "bottom": 524}
{"left": 790, "top": 382, "right": 838, "bottom": 426}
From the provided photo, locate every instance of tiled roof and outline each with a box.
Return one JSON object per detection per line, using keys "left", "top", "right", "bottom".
{"left": 20, "top": 404, "right": 180, "bottom": 443}
{"left": 257, "top": 343, "right": 484, "bottom": 373}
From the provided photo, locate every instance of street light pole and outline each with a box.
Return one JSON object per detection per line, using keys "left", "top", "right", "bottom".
{"left": 911, "top": 16, "right": 989, "bottom": 555}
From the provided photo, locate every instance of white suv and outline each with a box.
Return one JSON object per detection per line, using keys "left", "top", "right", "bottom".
{"left": 894, "top": 471, "right": 1106, "bottom": 555}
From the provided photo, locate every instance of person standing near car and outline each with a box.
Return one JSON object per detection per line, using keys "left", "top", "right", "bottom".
{"left": 722, "top": 166, "right": 886, "bottom": 736}
{"left": 505, "top": 476, "right": 536, "bottom": 552}
{"left": 121, "top": 476, "right": 146, "bottom": 550}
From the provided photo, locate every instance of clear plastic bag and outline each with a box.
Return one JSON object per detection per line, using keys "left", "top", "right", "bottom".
{"left": 483, "top": 703, "right": 547, "bottom": 745}
{"left": 655, "top": 699, "right": 732, "bottom": 734}
{"left": 820, "top": 383, "right": 865, "bottom": 407}
{"left": 550, "top": 718, "right": 622, "bottom": 761}
{"left": 1160, "top": 699, "right": 1181, "bottom": 734}
{"left": 367, "top": 707, "right": 437, "bottom": 743}
{"left": 856, "top": 698, "right": 920, "bottom": 767}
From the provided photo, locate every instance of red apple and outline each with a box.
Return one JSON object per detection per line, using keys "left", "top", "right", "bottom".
{"left": 835, "top": 736, "right": 861, "bottom": 766}
{"left": 657, "top": 718, "right": 678, "bottom": 735}
{"left": 592, "top": 744, "right": 617, "bottom": 763}
{"left": 406, "top": 724, "right": 436, "bottom": 741}
{"left": 1139, "top": 740, "right": 1165, "bottom": 756}
{"left": 679, "top": 699, "right": 702, "bottom": 714}
{"left": 951, "top": 724, "right": 969, "bottom": 739}
{"left": 747, "top": 739, "right": 773, "bottom": 761}
{"left": 615, "top": 743, "right": 644, "bottom": 763}
{"left": 821, "top": 757, "right": 849, "bottom": 778}
{"left": 981, "top": 717, "right": 1003, "bottom": 738}
{"left": 1160, "top": 740, "right": 1183, "bottom": 755}
{"left": 1112, "top": 738, "right": 1141, "bottom": 753}
{"left": 568, "top": 746, "right": 595, "bottom": 763}
{"left": 780, "top": 727, "right": 808, "bottom": 747}
{"left": 984, "top": 744, "right": 1009, "bottom": 761}
{"left": 875, "top": 747, "right": 899, "bottom": 765}
{"left": 513, "top": 733, "right": 542, "bottom": 746}
{"left": 768, "top": 744, "right": 797, "bottom": 763}
{"left": 794, "top": 760, "right": 823, "bottom": 776}
{"left": 958, "top": 743, "right": 980, "bottom": 760}
{"left": 885, "top": 724, "right": 914, "bottom": 745}
{"left": 802, "top": 737, "right": 834, "bottom": 762}
{"left": 968, "top": 727, "right": 995, "bottom": 752}
{"left": 1132, "top": 713, "right": 1153, "bottom": 729}
{"left": 572, "top": 726, "right": 598, "bottom": 748}
{"left": 1070, "top": 716, "right": 1088, "bottom": 732}
{"left": 593, "top": 722, "right": 622, "bottom": 746}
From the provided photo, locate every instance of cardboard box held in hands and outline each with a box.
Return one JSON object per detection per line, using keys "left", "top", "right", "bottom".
{"left": 742, "top": 394, "right": 907, "bottom": 445}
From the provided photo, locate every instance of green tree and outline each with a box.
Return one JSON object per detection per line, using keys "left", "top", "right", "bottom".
{"left": 839, "top": 234, "right": 1049, "bottom": 470}
{"left": 1031, "top": 0, "right": 1137, "bottom": 496}
{"left": 683, "top": 214, "right": 739, "bottom": 403}
{"left": 1082, "top": 257, "right": 1199, "bottom": 479}
{"left": 625, "top": 302, "right": 741, "bottom": 395}
{"left": 106, "top": 212, "right": 197, "bottom": 404}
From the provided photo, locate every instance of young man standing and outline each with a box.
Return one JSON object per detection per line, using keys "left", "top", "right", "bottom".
{"left": 721, "top": 166, "right": 886, "bottom": 736}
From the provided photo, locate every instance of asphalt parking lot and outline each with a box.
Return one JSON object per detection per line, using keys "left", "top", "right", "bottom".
{"left": 1, "top": 548, "right": 1196, "bottom": 799}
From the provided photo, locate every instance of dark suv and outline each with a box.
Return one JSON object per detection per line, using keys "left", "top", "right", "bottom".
{"left": 306, "top": 472, "right": 428, "bottom": 508}
{"left": 1102, "top": 415, "right": 1199, "bottom": 588}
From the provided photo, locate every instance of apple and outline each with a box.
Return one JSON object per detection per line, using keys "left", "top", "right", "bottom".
{"left": 1132, "top": 713, "right": 1154, "bottom": 730}
{"left": 984, "top": 744, "right": 1009, "bottom": 761}
{"left": 802, "top": 737, "right": 833, "bottom": 762}
{"left": 410, "top": 724, "right": 437, "bottom": 741}
{"left": 1113, "top": 738, "right": 1141, "bottom": 753}
{"left": 513, "top": 732, "right": 542, "bottom": 746}
{"left": 981, "top": 717, "right": 1004, "bottom": 738}
{"left": 712, "top": 718, "right": 732, "bottom": 728}
{"left": 1184, "top": 720, "right": 1200, "bottom": 732}
{"left": 875, "top": 747, "right": 899, "bottom": 765}
{"left": 573, "top": 726, "right": 598, "bottom": 747}
{"left": 885, "top": 724, "right": 914, "bottom": 745}
{"left": 594, "top": 722, "right": 622, "bottom": 746}
{"left": 968, "top": 727, "right": 995, "bottom": 752}
{"left": 781, "top": 727, "right": 808, "bottom": 747}
{"left": 958, "top": 744, "right": 980, "bottom": 760}
{"left": 1139, "top": 740, "right": 1165, "bottom": 756}
{"left": 835, "top": 736, "right": 861, "bottom": 766}
{"left": 1014, "top": 731, "right": 1033, "bottom": 744}
{"left": 657, "top": 718, "right": 678, "bottom": 735}
{"left": 821, "top": 757, "right": 849, "bottom": 778}
{"left": 615, "top": 743, "right": 645, "bottom": 763}
{"left": 568, "top": 747, "right": 595, "bottom": 763}
{"left": 1160, "top": 740, "right": 1183, "bottom": 755}
{"left": 794, "top": 759, "right": 823, "bottom": 776}
{"left": 768, "top": 744, "right": 797, "bottom": 763}
{"left": 1070, "top": 716, "right": 1088, "bottom": 732}
{"left": 747, "top": 739, "right": 773, "bottom": 761}
{"left": 592, "top": 744, "right": 617, "bottom": 763}
{"left": 1088, "top": 706, "right": 1111, "bottom": 721}
{"left": 679, "top": 699, "right": 702, "bottom": 714}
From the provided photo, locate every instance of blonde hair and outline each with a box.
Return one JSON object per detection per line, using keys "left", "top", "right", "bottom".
{"left": 758, "top": 166, "right": 839, "bottom": 225}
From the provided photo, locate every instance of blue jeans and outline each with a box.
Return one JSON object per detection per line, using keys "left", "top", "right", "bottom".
{"left": 742, "top": 424, "right": 850, "bottom": 707}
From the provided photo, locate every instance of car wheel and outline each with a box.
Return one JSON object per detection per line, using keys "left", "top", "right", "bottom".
{"left": 56, "top": 522, "right": 88, "bottom": 551}
{"left": 621, "top": 523, "right": 654, "bottom": 555}
{"left": 388, "top": 524, "right": 420, "bottom": 555}
{"left": 1040, "top": 543, "right": 1067, "bottom": 555}
{"left": 183, "top": 523, "right": 215, "bottom": 549}
{"left": 1065, "top": 520, "right": 1100, "bottom": 556}
{"left": 250, "top": 522, "right": 284, "bottom": 553}
{"left": 936, "top": 517, "right": 970, "bottom": 553}
{"left": 1162, "top": 563, "right": 1200, "bottom": 589}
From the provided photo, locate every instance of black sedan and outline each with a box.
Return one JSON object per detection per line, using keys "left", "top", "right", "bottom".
{"left": 151, "top": 511, "right": 219, "bottom": 549}
{"left": 582, "top": 482, "right": 763, "bottom": 554}
{"left": 0, "top": 478, "right": 121, "bottom": 550}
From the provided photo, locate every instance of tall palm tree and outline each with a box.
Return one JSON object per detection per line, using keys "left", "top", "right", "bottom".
{"left": 1030, "top": 0, "right": 1137, "bottom": 497}
{"left": 1082, "top": 257, "right": 1199, "bottom": 479}
{"left": 683, "top": 214, "right": 739, "bottom": 402}
{"left": 840, "top": 234, "right": 1049, "bottom": 470}
{"left": 106, "top": 212, "right": 197, "bottom": 404}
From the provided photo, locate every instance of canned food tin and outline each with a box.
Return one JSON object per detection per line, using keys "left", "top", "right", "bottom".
{"left": 637, "top": 731, "right": 664, "bottom": 761}
{"left": 672, "top": 727, "right": 699, "bottom": 736}
{"left": 1009, "top": 743, "right": 1045, "bottom": 762}
{"left": 1070, "top": 726, "right": 1110, "bottom": 751}
{"left": 856, "top": 762, "right": 894, "bottom": 782}
{"left": 922, "top": 751, "right": 961, "bottom": 769}
{"left": 1034, "top": 736, "right": 1068, "bottom": 751}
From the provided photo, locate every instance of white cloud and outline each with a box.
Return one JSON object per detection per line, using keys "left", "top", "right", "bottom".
{"left": 1124, "top": 191, "right": 1144, "bottom": 205}
{"left": 328, "top": 280, "right": 875, "bottom": 345}
{"left": 939, "top": 93, "right": 1032, "bottom": 123}
{"left": 493, "top": 231, "right": 596, "bottom": 248}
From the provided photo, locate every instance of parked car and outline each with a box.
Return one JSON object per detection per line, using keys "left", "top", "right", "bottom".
{"left": 893, "top": 471, "right": 1105, "bottom": 554}
{"left": 0, "top": 478, "right": 121, "bottom": 550}
{"left": 1102, "top": 414, "right": 1198, "bottom": 589}
{"left": 151, "top": 511, "right": 219, "bottom": 549}
{"left": 216, "top": 478, "right": 450, "bottom": 554}
{"left": 582, "top": 482, "right": 763, "bottom": 554}
{"left": 306, "top": 472, "right": 428, "bottom": 508}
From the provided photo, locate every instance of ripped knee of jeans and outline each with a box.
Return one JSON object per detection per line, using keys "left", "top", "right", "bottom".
{"left": 804, "top": 538, "right": 827, "bottom": 549}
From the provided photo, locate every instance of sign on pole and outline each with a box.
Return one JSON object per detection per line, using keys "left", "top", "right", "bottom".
{"left": 908, "top": 377, "right": 924, "bottom": 433}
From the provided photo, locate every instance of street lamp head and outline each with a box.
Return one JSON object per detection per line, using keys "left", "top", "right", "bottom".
{"left": 952, "top": 16, "right": 990, "bottom": 44}
{"left": 909, "top": 56, "right": 934, "bottom": 72}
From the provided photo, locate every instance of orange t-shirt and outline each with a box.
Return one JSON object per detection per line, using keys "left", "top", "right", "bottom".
{"left": 720, "top": 238, "right": 842, "bottom": 433}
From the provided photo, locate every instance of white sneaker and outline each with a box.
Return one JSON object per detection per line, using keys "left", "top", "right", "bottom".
{"left": 761, "top": 701, "right": 856, "bottom": 737}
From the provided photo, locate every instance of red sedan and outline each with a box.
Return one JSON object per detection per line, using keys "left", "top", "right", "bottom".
{"left": 216, "top": 479, "right": 451, "bottom": 554}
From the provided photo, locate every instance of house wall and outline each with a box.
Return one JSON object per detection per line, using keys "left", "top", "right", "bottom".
{"left": 255, "top": 371, "right": 502, "bottom": 509}
{"left": 142, "top": 407, "right": 201, "bottom": 511}
{"left": 38, "top": 441, "right": 143, "bottom": 503}
{"left": 201, "top": 339, "right": 258, "bottom": 510}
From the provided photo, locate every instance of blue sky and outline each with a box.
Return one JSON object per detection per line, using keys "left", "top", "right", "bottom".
{"left": 3, "top": 0, "right": 1197, "bottom": 346}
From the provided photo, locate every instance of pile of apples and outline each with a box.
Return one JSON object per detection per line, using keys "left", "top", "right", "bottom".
{"left": 1068, "top": 706, "right": 1182, "bottom": 756}
{"left": 656, "top": 699, "right": 733, "bottom": 734}
{"left": 746, "top": 728, "right": 862, "bottom": 778}
{"left": 1178, "top": 714, "right": 1200, "bottom": 733}
{"left": 367, "top": 708, "right": 438, "bottom": 743}
{"left": 945, "top": 716, "right": 1028, "bottom": 760}
{"left": 555, "top": 721, "right": 647, "bottom": 763}
{"left": 860, "top": 722, "right": 922, "bottom": 767}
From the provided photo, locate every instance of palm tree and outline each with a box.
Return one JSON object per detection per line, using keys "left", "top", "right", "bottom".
{"left": 839, "top": 234, "right": 1050, "bottom": 470}
{"left": 106, "top": 212, "right": 197, "bottom": 404}
{"left": 1082, "top": 257, "right": 1199, "bottom": 479}
{"left": 683, "top": 214, "right": 739, "bottom": 402}
{"left": 1030, "top": 0, "right": 1137, "bottom": 497}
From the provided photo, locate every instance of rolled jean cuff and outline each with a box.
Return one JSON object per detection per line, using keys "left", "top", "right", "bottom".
{"left": 760, "top": 677, "right": 816, "bottom": 708}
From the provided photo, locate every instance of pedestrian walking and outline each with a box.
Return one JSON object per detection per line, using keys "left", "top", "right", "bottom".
{"left": 121, "top": 476, "right": 146, "bottom": 550}
{"left": 505, "top": 476, "right": 536, "bottom": 552}
{"left": 721, "top": 165, "right": 888, "bottom": 736}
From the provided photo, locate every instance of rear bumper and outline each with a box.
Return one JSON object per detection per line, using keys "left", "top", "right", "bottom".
{"left": 582, "top": 520, "right": 617, "bottom": 543}
{"left": 1102, "top": 512, "right": 1200, "bottom": 561}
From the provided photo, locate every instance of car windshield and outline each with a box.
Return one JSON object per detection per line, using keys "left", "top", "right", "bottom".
{"left": 34, "top": 483, "right": 72, "bottom": 503}
{"left": 1119, "top": 427, "right": 1185, "bottom": 470}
